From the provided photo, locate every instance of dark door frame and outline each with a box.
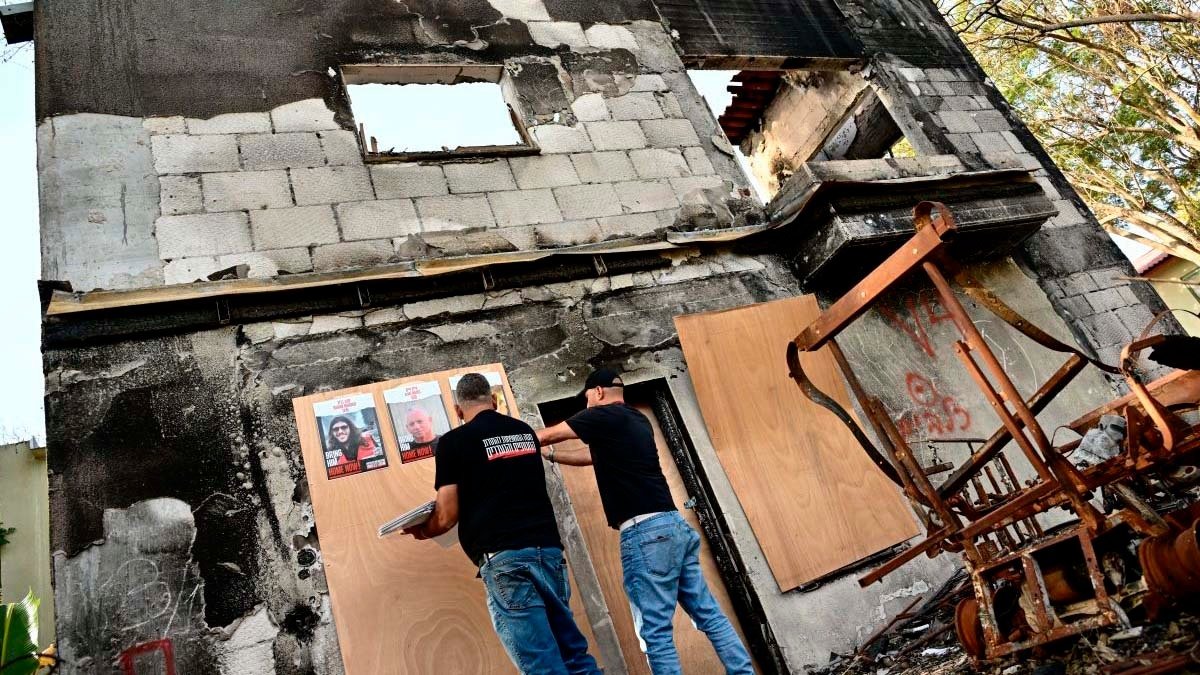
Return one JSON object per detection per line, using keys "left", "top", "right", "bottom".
{"left": 538, "top": 379, "right": 787, "bottom": 674}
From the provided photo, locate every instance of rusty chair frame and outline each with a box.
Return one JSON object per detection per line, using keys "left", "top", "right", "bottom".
{"left": 786, "top": 201, "right": 1200, "bottom": 659}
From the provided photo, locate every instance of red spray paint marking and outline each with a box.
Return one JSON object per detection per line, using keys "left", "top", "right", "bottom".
{"left": 878, "top": 293, "right": 955, "bottom": 359}
{"left": 897, "top": 372, "right": 972, "bottom": 438}
{"left": 118, "top": 639, "right": 175, "bottom": 675}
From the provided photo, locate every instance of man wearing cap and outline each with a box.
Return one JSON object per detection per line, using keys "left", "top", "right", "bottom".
{"left": 405, "top": 372, "right": 601, "bottom": 675}
{"left": 536, "top": 368, "right": 753, "bottom": 675}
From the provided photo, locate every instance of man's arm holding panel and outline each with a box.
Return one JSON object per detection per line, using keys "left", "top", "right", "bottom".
{"left": 536, "top": 422, "right": 593, "bottom": 466}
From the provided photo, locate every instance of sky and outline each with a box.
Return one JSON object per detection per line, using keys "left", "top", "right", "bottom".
{"left": 0, "top": 39, "right": 42, "bottom": 444}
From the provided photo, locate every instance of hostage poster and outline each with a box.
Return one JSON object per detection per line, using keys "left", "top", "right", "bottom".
{"left": 314, "top": 393, "right": 388, "bottom": 479}
{"left": 448, "top": 371, "right": 510, "bottom": 422}
{"left": 384, "top": 380, "right": 452, "bottom": 464}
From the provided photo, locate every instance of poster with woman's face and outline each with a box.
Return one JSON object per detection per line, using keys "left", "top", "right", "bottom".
{"left": 314, "top": 393, "right": 388, "bottom": 479}
{"left": 384, "top": 381, "right": 452, "bottom": 464}
{"left": 448, "top": 371, "right": 510, "bottom": 422}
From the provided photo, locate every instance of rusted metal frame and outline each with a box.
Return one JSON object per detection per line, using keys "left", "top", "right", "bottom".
{"left": 793, "top": 202, "right": 959, "bottom": 352}
{"left": 856, "top": 594, "right": 924, "bottom": 657}
{"left": 939, "top": 354, "right": 1088, "bottom": 499}
{"left": 990, "top": 614, "right": 1115, "bottom": 658}
{"left": 862, "top": 399, "right": 937, "bottom": 531}
{"left": 996, "top": 453, "right": 1044, "bottom": 538}
{"left": 1112, "top": 483, "right": 1171, "bottom": 537}
{"left": 1021, "top": 555, "right": 1055, "bottom": 634}
{"left": 1077, "top": 529, "right": 1120, "bottom": 627}
{"left": 983, "top": 466, "right": 1021, "bottom": 549}
{"left": 786, "top": 343, "right": 905, "bottom": 485}
{"left": 960, "top": 481, "right": 1062, "bottom": 541}
{"left": 1069, "top": 370, "right": 1200, "bottom": 433}
{"left": 858, "top": 526, "right": 954, "bottom": 587}
{"left": 1121, "top": 336, "right": 1180, "bottom": 452}
{"left": 968, "top": 562, "right": 1006, "bottom": 659}
{"left": 932, "top": 262, "right": 1104, "bottom": 531}
{"left": 952, "top": 272, "right": 1121, "bottom": 375}
{"left": 870, "top": 398, "right": 968, "bottom": 554}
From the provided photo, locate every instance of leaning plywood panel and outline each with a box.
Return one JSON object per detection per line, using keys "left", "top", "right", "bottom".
{"left": 675, "top": 296, "right": 920, "bottom": 590}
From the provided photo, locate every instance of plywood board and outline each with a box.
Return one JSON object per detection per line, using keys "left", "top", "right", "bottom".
{"left": 552, "top": 401, "right": 757, "bottom": 674}
{"left": 675, "top": 296, "right": 920, "bottom": 590}
{"left": 295, "top": 365, "right": 603, "bottom": 675}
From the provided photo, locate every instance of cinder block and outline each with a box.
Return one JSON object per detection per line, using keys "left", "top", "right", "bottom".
{"left": 291, "top": 166, "right": 374, "bottom": 205}
{"left": 250, "top": 205, "right": 338, "bottom": 249}
{"left": 571, "top": 93, "right": 610, "bottom": 122}
{"left": 534, "top": 220, "right": 604, "bottom": 248}
{"left": 271, "top": 99, "right": 341, "bottom": 132}
{"left": 532, "top": 124, "right": 594, "bottom": 153}
{"left": 143, "top": 116, "right": 187, "bottom": 135}
{"left": 972, "top": 132, "right": 1011, "bottom": 154}
{"left": 586, "top": 121, "right": 647, "bottom": 151}
{"left": 1061, "top": 271, "right": 1100, "bottom": 296}
{"left": 320, "top": 130, "right": 365, "bottom": 166}
{"left": 187, "top": 112, "right": 272, "bottom": 135}
{"left": 596, "top": 212, "right": 661, "bottom": 238}
{"left": 152, "top": 134, "right": 240, "bottom": 174}
{"left": 657, "top": 93, "right": 684, "bottom": 118}
{"left": 1081, "top": 310, "right": 1134, "bottom": 348}
{"left": 239, "top": 132, "right": 325, "bottom": 170}
{"left": 415, "top": 194, "right": 495, "bottom": 231}
{"left": 973, "top": 110, "right": 1011, "bottom": 133}
{"left": 554, "top": 183, "right": 622, "bottom": 219}
{"left": 571, "top": 151, "right": 637, "bottom": 183}
{"left": 444, "top": 160, "right": 518, "bottom": 193}
{"left": 1002, "top": 131, "right": 1028, "bottom": 153}
{"left": 218, "top": 247, "right": 313, "bottom": 277}
{"left": 528, "top": 21, "right": 588, "bottom": 49}
{"left": 488, "top": 189, "right": 563, "bottom": 227}
{"left": 310, "top": 314, "right": 364, "bottom": 334}
{"left": 163, "top": 257, "right": 219, "bottom": 285}
{"left": 584, "top": 24, "right": 639, "bottom": 49}
{"left": 640, "top": 119, "right": 701, "bottom": 147}
{"left": 608, "top": 93, "right": 665, "bottom": 121}
{"left": 202, "top": 170, "right": 292, "bottom": 212}
{"left": 156, "top": 212, "right": 252, "bottom": 258}
{"left": 938, "top": 111, "right": 981, "bottom": 134}
{"left": 669, "top": 175, "right": 727, "bottom": 197}
{"left": 682, "top": 147, "right": 716, "bottom": 175}
{"left": 614, "top": 180, "right": 679, "bottom": 213}
{"left": 946, "top": 133, "right": 978, "bottom": 155}
{"left": 312, "top": 240, "right": 395, "bottom": 272}
{"left": 632, "top": 75, "right": 668, "bottom": 92}
{"left": 371, "top": 164, "right": 449, "bottom": 198}
{"left": 364, "top": 307, "right": 405, "bottom": 326}
{"left": 629, "top": 149, "right": 690, "bottom": 179}
{"left": 509, "top": 155, "right": 580, "bottom": 189}
{"left": 1085, "top": 287, "right": 1128, "bottom": 313}
{"left": 336, "top": 199, "right": 422, "bottom": 240}
{"left": 159, "top": 175, "right": 203, "bottom": 216}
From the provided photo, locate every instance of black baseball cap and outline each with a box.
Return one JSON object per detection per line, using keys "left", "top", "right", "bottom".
{"left": 579, "top": 367, "right": 624, "bottom": 395}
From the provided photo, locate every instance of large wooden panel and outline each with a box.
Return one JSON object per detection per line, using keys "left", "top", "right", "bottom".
{"left": 553, "top": 401, "right": 757, "bottom": 674}
{"left": 294, "top": 365, "right": 605, "bottom": 675}
{"left": 675, "top": 296, "right": 919, "bottom": 590}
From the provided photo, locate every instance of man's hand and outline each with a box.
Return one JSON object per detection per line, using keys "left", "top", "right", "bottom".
{"left": 401, "top": 523, "right": 430, "bottom": 540}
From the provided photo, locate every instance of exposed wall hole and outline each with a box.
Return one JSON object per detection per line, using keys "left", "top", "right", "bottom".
{"left": 282, "top": 604, "right": 321, "bottom": 641}
{"left": 342, "top": 64, "right": 533, "bottom": 161}
{"left": 690, "top": 68, "right": 912, "bottom": 201}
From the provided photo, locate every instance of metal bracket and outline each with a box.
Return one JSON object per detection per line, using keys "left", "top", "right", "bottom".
{"left": 592, "top": 255, "right": 608, "bottom": 276}
{"left": 215, "top": 299, "right": 231, "bottom": 325}
{"left": 356, "top": 284, "right": 372, "bottom": 308}
{"left": 481, "top": 269, "right": 496, "bottom": 291}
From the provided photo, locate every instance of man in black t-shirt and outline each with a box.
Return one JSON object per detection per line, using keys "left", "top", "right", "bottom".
{"left": 404, "top": 373, "right": 600, "bottom": 675}
{"left": 537, "top": 368, "right": 752, "bottom": 675}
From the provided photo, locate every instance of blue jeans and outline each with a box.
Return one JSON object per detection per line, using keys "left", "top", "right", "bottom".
{"left": 620, "top": 512, "right": 753, "bottom": 675}
{"left": 480, "top": 546, "right": 602, "bottom": 675}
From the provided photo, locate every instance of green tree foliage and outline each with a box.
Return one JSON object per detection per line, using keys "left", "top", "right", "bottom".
{"left": 0, "top": 592, "right": 39, "bottom": 675}
{"left": 940, "top": 0, "right": 1200, "bottom": 264}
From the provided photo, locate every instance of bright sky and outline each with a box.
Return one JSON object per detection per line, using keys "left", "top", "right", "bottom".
{"left": 348, "top": 82, "right": 523, "bottom": 152}
{"left": 0, "top": 39, "right": 42, "bottom": 444}
{"left": 0, "top": 47, "right": 1147, "bottom": 444}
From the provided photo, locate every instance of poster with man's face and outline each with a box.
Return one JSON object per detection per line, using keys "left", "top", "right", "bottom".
{"left": 314, "top": 394, "right": 388, "bottom": 480}
{"left": 384, "top": 381, "right": 452, "bottom": 464}
{"left": 448, "top": 371, "right": 510, "bottom": 422}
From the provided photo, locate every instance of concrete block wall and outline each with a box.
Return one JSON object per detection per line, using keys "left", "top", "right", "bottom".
{"left": 37, "top": 19, "right": 739, "bottom": 292}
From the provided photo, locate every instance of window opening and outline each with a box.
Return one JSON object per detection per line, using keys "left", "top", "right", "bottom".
{"left": 342, "top": 64, "right": 534, "bottom": 161}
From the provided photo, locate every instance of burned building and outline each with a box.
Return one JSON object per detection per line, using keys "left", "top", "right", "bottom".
{"left": 32, "top": 0, "right": 1188, "bottom": 673}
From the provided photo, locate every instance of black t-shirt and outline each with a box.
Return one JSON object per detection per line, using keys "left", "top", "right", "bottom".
{"left": 434, "top": 410, "right": 562, "bottom": 562}
{"left": 566, "top": 404, "right": 676, "bottom": 529}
